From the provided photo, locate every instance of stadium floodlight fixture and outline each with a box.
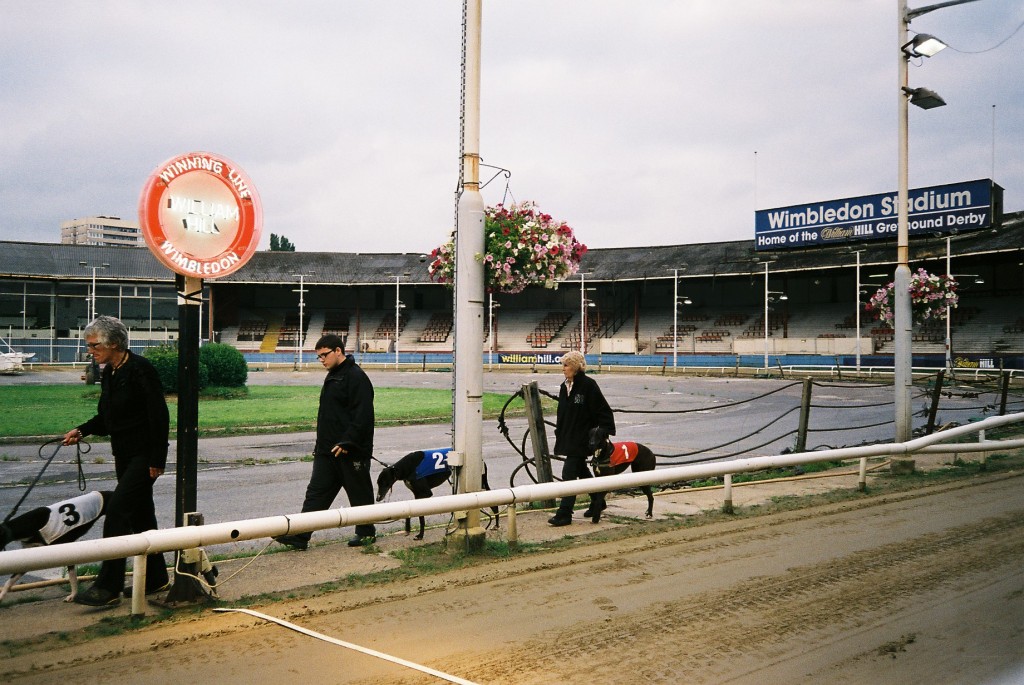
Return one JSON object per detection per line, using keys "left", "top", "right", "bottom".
{"left": 902, "top": 33, "right": 947, "bottom": 58}
{"left": 903, "top": 86, "right": 946, "bottom": 110}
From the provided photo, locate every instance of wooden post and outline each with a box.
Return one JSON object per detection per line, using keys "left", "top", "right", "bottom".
{"left": 926, "top": 369, "right": 945, "bottom": 435}
{"left": 795, "top": 378, "right": 812, "bottom": 453}
{"left": 522, "top": 381, "right": 556, "bottom": 509}
{"left": 999, "top": 371, "right": 1010, "bottom": 416}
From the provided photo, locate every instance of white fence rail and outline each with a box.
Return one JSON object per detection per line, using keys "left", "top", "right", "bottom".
{"left": 2, "top": 412, "right": 1022, "bottom": 597}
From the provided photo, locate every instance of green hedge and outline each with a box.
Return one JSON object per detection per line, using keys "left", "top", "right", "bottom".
{"left": 144, "top": 344, "right": 210, "bottom": 393}
{"left": 199, "top": 343, "right": 248, "bottom": 387}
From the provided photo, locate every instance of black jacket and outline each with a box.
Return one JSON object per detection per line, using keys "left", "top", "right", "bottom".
{"left": 78, "top": 352, "right": 170, "bottom": 470}
{"left": 314, "top": 354, "right": 375, "bottom": 458}
{"left": 553, "top": 370, "right": 615, "bottom": 458}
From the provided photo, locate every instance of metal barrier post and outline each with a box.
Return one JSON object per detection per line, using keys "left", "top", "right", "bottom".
{"left": 130, "top": 553, "right": 147, "bottom": 616}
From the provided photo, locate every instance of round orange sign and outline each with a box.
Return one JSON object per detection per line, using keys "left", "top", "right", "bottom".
{"left": 138, "top": 151, "right": 262, "bottom": 278}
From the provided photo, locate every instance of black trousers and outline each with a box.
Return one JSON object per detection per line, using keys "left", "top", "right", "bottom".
{"left": 94, "top": 456, "right": 168, "bottom": 593}
{"left": 298, "top": 452, "right": 376, "bottom": 540}
{"left": 555, "top": 455, "right": 604, "bottom": 516}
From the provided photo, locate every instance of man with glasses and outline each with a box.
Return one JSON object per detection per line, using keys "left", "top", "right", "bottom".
{"left": 274, "top": 334, "right": 377, "bottom": 550}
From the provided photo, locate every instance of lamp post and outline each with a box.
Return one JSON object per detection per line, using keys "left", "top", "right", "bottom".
{"left": 292, "top": 274, "right": 311, "bottom": 370}
{"left": 578, "top": 272, "right": 593, "bottom": 355}
{"left": 895, "top": 0, "right": 978, "bottom": 450}
{"left": 394, "top": 274, "right": 407, "bottom": 369}
{"left": 666, "top": 266, "right": 689, "bottom": 369}
{"left": 487, "top": 292, "right": 499, "bottom": 368}
{"left": 854, "top": 251, "right": 864, "bottom": 373}
{"left": 79, "top": 261, "right": 109, "bottom": 322}
{"left": 762, "top": 262, "right": 786, "bottom": 369}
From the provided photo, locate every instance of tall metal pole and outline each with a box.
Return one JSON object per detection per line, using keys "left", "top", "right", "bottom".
{"left": 394, "top": 275, "right": 400, "bottom": 369}
{"left": 453, "top": 0, "right": 486, "bottom": 548}
{"left": 299, "top": 274, "right": 305, "bottom": 366}
{"left": 673, "top": 268, "right": 678, "bottom": 370}
{"left": 763, "top": 262, "right": 770, "bottom": 369}
{"left": 895, "top": 0, "right": 981, "bottom": 456}
{"left": 491, "top": 294, "right": 499, "bottom": 368}
{"left": 945, "top": 237, "right": 952, "bottom": 371}
{"left": 855, "top": 252, "right": 862, "bottom": 371}
{"left": 580, "top": 272, "right": 586, "bottom": 354}
{"left": 894, "top": 0, "right": 914, "bottom": 447}
{"left": 90, "top": 267, "right": 97, "bottom": 321}
{"left": 166, "top": 274, "right": 210, "bottom": 602}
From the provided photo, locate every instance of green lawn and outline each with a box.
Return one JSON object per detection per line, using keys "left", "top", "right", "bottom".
{"left": 0, "top": 386, "right": 522, "bottom": 439}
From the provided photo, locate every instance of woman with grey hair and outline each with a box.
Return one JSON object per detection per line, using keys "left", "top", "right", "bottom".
{"left": 548, "top": 350, "right": 615, "bottom": 526}
{"left": 62, "top": 315, "right": 170, "bottom": 607}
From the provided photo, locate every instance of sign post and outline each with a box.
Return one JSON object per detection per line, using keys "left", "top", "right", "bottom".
{"left": 139, "top": 151, "right": 262, "bottom": 602}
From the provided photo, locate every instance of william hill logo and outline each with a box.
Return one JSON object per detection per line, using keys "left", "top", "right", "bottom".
{"left": 499, "top": 353, "right": 562, "bottom": 364}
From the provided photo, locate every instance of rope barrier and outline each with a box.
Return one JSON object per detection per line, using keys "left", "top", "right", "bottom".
{"left": 494, "top": 373, "right": 1023, "bottom": 488}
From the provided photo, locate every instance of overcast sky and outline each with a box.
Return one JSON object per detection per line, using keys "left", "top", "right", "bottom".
{"left": 1, "top": 1, "right": 1021, "bottom": 256}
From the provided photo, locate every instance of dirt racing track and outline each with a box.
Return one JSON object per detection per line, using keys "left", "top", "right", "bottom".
{"left": 1, "top": 463, "right": 1022, "bottom": 684}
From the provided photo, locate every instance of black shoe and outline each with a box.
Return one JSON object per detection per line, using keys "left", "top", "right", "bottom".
{"left": 123, "top": 581, "right": 171, "bottom": 598}
{"left": 273, "top": 534, "right": 308, "bottom": 551}
{"left": 584, "top": 500, "right": 607, "bottom": 523}
{"left": 548, "top": 515, "right": 572, "bottom": 527}
{"left": 348, "top": 535, "right": 376, "bottom": 547}
{"left": 73, "top": 584, "right": 121, "bottom": 607}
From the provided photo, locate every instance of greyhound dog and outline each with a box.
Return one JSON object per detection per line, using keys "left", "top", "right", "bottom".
{"left": 376, "top": 447, "right": 499, "bottom": 540}
{"left": 0, "top": 491, "right": 111, "bottom": 603}
{"left": 587, "top": 426, "right": 656, "bottom": 522}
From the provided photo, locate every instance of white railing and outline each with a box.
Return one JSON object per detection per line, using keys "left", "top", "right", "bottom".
{"left": 2, "top": 412, "right": 1022, "bottom": 612}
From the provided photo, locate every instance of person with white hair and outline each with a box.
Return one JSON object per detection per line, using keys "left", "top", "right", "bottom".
{"left": 548, "top": 350, "right": 615, "bottom": 526}
{"left": 61, "top": 315, "right": 170, "bottom": 606}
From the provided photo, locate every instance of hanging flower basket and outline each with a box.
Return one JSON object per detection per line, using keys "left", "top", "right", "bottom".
{"left": 427, "top": 201, "right": 587, "bottom": 294}
{"left": 865, "top": 268, "right": 958, "bottom": 326}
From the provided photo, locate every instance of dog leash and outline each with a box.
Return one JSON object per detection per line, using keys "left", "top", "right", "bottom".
{"left": 3, "top": 438, "right": 89, "bottom": 523}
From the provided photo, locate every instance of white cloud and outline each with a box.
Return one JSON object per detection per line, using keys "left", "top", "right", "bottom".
{"left": 1, "top": 1, "right": 1021, "bottom": 254}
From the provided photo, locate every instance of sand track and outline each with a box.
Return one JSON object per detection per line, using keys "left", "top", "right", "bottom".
{"left": 3, "top": 473, "right": 1023, "bottom": 684}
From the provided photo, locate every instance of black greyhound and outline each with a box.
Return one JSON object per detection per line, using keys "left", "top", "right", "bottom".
{"left": 376, "top": 448, "right": 499, "bottom": 540}
{"left": 587, "top": 426, "right": 656, "bottom": 521}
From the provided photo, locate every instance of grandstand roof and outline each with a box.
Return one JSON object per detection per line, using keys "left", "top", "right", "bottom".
{"left": 1, "top": 210, "right": 1021, "bottom": 286}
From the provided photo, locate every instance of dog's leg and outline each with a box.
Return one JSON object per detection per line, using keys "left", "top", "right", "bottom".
{"left": 64, "top": 566, "right": 79, "bottom": 602}
{"left": 0, "top": 573, "right": 22, "bottom": 603}
{"left": 415, "top": 516, "right": 426, "bottom": 541}
{"left": 404, "top": 517, "right": 412, "bottom": 535}
{"left": 643, "top": 486, "right": 655, "bottom": 518}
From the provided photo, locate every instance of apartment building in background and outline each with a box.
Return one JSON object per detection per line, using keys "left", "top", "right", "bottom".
{"left": 60, "top": 216, "right": 142, "bottom": 247}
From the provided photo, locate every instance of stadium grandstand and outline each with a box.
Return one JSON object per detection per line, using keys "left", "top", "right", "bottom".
{"left": 1, "top": 209, "right": 1022, "bottom": 371}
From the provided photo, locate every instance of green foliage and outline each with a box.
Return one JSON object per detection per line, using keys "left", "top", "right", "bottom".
{"left": 143, "top": 344, "right": 209, "bottom": 393}
{"left": 199, "top": 343, "right": 248, "bottom": 387}
{"left": 269, "top": 233, "right": 295, "bottom": 251}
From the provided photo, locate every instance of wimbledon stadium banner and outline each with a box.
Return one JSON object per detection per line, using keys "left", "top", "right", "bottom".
{"left": 755, "top": 179, "right": 1001, "bottom": 251}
